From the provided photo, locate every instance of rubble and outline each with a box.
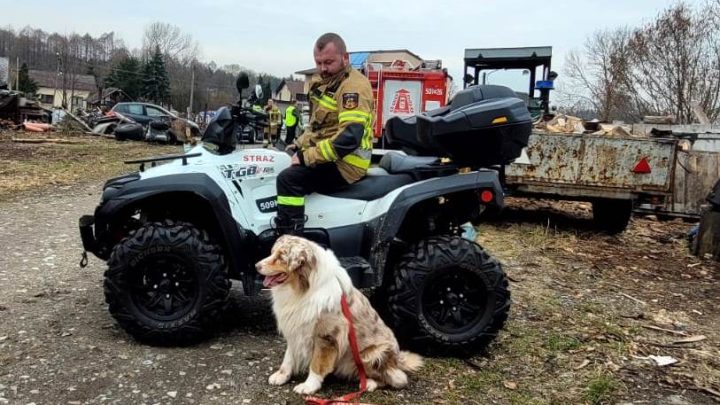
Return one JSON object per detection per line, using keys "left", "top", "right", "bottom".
{"left": 0, "top": 90, "right": 48, "bottom": 124}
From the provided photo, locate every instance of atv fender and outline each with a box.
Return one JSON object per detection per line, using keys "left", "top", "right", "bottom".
{"left": 93, "top": 173, "right": 259, "bottom": 295}
{"left": 369, "top": 170, "right": 503, "bottom": 280}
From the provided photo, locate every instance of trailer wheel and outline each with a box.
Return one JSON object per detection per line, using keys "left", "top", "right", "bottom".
{"left": 592, "top": 198, "right": 633, "bottom": 234}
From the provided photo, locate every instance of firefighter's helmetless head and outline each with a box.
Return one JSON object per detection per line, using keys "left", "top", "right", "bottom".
{"left": 314, "top": 33, "right": 349, "bottom": 79}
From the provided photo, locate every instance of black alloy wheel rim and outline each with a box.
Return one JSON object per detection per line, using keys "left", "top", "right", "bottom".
{"left": 421, "top": 268, "right": 486, "bottom": 334}
{"left": 130, "top": 254, "right": 199, "bottom": 321}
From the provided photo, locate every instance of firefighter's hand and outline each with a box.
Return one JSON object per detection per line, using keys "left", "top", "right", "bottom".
{"left": 285, "top": 143, "right": 298, "bottom": 152}
{"left": 291, "top": 153, "right": 300, "bottom": 165}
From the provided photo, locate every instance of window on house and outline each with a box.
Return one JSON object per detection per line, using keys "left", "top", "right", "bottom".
{"left": 39, "top": 94, "right": 54, "bottom": 104}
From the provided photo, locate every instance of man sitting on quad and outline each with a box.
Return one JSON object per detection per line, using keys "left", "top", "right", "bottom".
{"left": 275, "top": 32, "right": 374, "bottom": 235}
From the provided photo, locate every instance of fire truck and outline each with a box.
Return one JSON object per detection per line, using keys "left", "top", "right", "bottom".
{"left": 363, "top": 60, "right": 450, "bottom": 145}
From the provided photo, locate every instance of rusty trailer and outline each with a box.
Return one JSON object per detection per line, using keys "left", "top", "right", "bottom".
{"left": 504, "top": 132, "right": 678, "bottom": 232}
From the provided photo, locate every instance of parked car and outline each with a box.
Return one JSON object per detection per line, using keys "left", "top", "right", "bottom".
{"left": 111, "top": 102, "right": 200, "bottom": 142}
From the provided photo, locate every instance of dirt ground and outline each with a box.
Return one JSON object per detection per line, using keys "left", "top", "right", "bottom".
{"left": 0, "top": 131, "right": 718, "bottom": 404}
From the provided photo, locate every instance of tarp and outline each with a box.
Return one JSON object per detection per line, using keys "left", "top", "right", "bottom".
{"left": 349, "top": 52, "right": 370, "bottom": 69}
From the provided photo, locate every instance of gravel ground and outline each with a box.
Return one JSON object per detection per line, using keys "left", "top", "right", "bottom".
{"left": 1, "top": 182, "right": 718, "bottom": 405}
{"left": 0, "top": 183, "right": 304, "bottom": 405}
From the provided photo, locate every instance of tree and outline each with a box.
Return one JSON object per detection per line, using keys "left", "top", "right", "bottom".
{"left": 627, "top": 2, "right": 720, "bottom": 123}
{"left": 142, "top": 46, "right": 170, "bottom": 104}
{"left": 560, "top": 28, "right": 636, "bottom": 122}
{"left": 142, "top": 22, "right": 198, "bottom": 62}
{"left": 105, "top": 55, "right": 143, "bottom": 99}
{"left": 16, "top": 62, "right": 38, "bottom": 94}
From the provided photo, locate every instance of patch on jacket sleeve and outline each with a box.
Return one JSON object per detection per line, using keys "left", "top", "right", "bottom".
{"left": 342, "top": 93, "right": 359, "bottom": 110}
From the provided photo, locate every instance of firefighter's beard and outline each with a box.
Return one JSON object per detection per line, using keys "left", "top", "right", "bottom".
{"left": 320, "top": 62, "right": 348, "bottom": 80}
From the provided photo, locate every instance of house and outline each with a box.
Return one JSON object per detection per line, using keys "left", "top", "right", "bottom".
{"left": 295, "top": 49, "right": 426, "bottom": 93}
{"left": 30, "top": 70, "right": 96, "bottom": 110}
{"left": 272, "top": 79, "right": 306, "bottom": 112}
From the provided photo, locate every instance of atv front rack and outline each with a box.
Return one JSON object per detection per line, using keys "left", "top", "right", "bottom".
{"left": 124, "top": 152, "right": 202, "bottom": 172}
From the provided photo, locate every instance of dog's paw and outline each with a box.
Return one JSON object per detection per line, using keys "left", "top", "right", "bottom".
{"left": 268, "top": 369, "right": 291, "bottom": 386}
{"left": 366, "top": 378, "right": 379, "bottom": 392}
{"left": 293, "top": 380, "right": 321, "bottom": 395}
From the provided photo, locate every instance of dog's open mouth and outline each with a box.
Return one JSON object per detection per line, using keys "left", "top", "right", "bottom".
{"left": 262, "top": 273, "right": 289, "bottom": 288}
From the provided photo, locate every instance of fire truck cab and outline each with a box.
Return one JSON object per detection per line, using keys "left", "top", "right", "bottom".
{"left": 361, "top": 58, "right": 451, "bottom": 146}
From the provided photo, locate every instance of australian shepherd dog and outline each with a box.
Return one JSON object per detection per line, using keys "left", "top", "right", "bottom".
{"left": 256, "top": 235, "right": 423, "bottom": 395}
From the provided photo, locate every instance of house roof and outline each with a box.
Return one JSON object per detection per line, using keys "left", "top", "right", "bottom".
{"left": 286, "top": 80, "right": 305, "bottom": 96}
{"left": 349, "top": 52, "right": 370, "bottom": 68}
{"left": 87, "top": 87, "right": 133, "bottom": 104}
{"left": 29, "top": 70, "right": 96, "bottom": 92}
{"left": 275, "top": 79, "right": 305, "bottom": 97}
{"left": 355, "top": 49, "right": 423, "bottom": 61}
{"left": 295, "top": 67, "right": 317, "bottom": 75}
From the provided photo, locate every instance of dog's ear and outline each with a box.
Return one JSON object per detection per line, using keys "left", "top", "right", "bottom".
{"left": 287, "top": 238, "right": 314, "bottom": 269}
{"left": 287, "top": 243, "right": 310, "bottom": 271}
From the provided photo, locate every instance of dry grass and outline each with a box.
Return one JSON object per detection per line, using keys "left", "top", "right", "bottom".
{"left": 0, "top": 131, "right": 179, "bottom": 201}
{"left": 1, "top": 132, "right": 717, "bottom": 403}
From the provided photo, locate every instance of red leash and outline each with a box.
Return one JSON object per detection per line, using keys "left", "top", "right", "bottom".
{"left": 304, "top": 293, "right": 374, "bottom": 405}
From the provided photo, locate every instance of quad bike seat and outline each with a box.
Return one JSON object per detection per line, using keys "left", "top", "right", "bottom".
{"left": 320, "top": 152, "right": 456, "bottom": 201}
{"left": 378, "top": 151, "right": 439, "bottom": 173}
{"left": 320, "top": 170, "right": 414, "bottom": 201}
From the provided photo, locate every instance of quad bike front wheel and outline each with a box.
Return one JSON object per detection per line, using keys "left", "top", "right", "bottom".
{"left": 387, "top": 236, "right": 510, "bottom": 355}
{"left": 104, "top": 220, "right": 230, "bottom": 345}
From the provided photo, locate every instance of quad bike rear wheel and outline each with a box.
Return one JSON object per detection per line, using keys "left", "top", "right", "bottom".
{"left": 387, "top": 235, "right": 510, "bottom": 355}
{"left": 104, "top": 220, "right": 230, "bottom": 345}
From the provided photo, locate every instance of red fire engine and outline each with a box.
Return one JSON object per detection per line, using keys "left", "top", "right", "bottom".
{"left": 364, "top": 60, "right": 450, "bottom": 143}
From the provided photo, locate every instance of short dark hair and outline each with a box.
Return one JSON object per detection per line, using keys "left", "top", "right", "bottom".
{"left": 315, "top": 33, "right": 347, "bottom": 54}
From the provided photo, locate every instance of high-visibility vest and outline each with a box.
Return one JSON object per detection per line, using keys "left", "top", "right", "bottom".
{"left": 284, "top": 105, "right": 297, "bottom": 127}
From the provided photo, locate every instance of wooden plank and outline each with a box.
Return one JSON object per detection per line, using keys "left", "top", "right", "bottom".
{"left": 12, "top": 138, "right": 84, "bottom": 144}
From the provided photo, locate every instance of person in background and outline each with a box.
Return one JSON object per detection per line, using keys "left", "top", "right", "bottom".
{"left": 283, "top": 99, "right": 301, "bottom": 145}
{"left": 264, "top": 99, "right": 281, "bottom": 147}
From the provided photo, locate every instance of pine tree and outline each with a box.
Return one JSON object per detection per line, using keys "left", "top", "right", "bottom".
{"left": 16, "top": 63, "right": 38, "bottom": 94}
{"left": 141, "top": 46, "right": 170, "bottom": 104}
{"left": 105, "top": 56, "right": 143, "bottom": 99}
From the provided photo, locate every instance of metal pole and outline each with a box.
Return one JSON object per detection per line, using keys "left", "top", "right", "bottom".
{"left": 54, "top": 53, "right": 60, "bottom": 106}
{"left": 15, "top": 57, "right": 19, "bottom": 91}
{"left": 188, "top": 65, "right": 194, "bottom": 119}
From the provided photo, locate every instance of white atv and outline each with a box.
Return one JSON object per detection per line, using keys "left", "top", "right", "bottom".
{"left": 78, "top": 73, "right": 532, "bottom": 355}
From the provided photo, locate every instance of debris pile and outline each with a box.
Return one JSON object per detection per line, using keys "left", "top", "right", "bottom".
{"left": 535, "top": 114, "right": 636, "bottom": 137}
{"left": 0, "top": 90, "right": 48, "bottom": 124}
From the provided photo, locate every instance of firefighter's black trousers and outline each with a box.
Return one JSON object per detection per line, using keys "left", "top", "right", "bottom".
{"left": 276, "top": 163, "right": 348, "bottom": 229}
{"left": 285, "top": 125, "right": 297, "bottom": 145}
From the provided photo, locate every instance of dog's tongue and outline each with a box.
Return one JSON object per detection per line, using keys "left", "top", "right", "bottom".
{"left": 263, "top": 274, "right": 287, "bottom": 288}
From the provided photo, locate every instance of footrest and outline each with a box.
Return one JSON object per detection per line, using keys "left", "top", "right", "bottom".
{"left": 338, "top": 256, "right": 375, "bottom": 288}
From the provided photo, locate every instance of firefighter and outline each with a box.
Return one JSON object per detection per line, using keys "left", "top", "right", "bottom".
{"left": 264, "top": 99, "right": 281, "bottom": 147}
{"left": 274, "top": 32, "right": 374, "bottom": 235}
{"left": 283, "top": 100, "right": 301, "bottom": 145}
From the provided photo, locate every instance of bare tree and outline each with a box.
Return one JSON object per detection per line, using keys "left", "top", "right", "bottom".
{"left": 560, "top": 28, "right": 637, "bottom": 122}
{"left": 142, "top": 22, "right": 198, "bottom": 62}
{"left": 627, "top": 2, "right": 720, "bottom": 123}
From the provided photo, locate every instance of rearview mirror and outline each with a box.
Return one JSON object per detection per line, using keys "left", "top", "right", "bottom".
{"left": 236, "top": 73, "right": 250, "bottom": 93}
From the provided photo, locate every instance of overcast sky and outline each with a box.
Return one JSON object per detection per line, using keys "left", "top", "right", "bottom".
{"left": 3, "top": 0, "right": 700, "bottom": 92}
